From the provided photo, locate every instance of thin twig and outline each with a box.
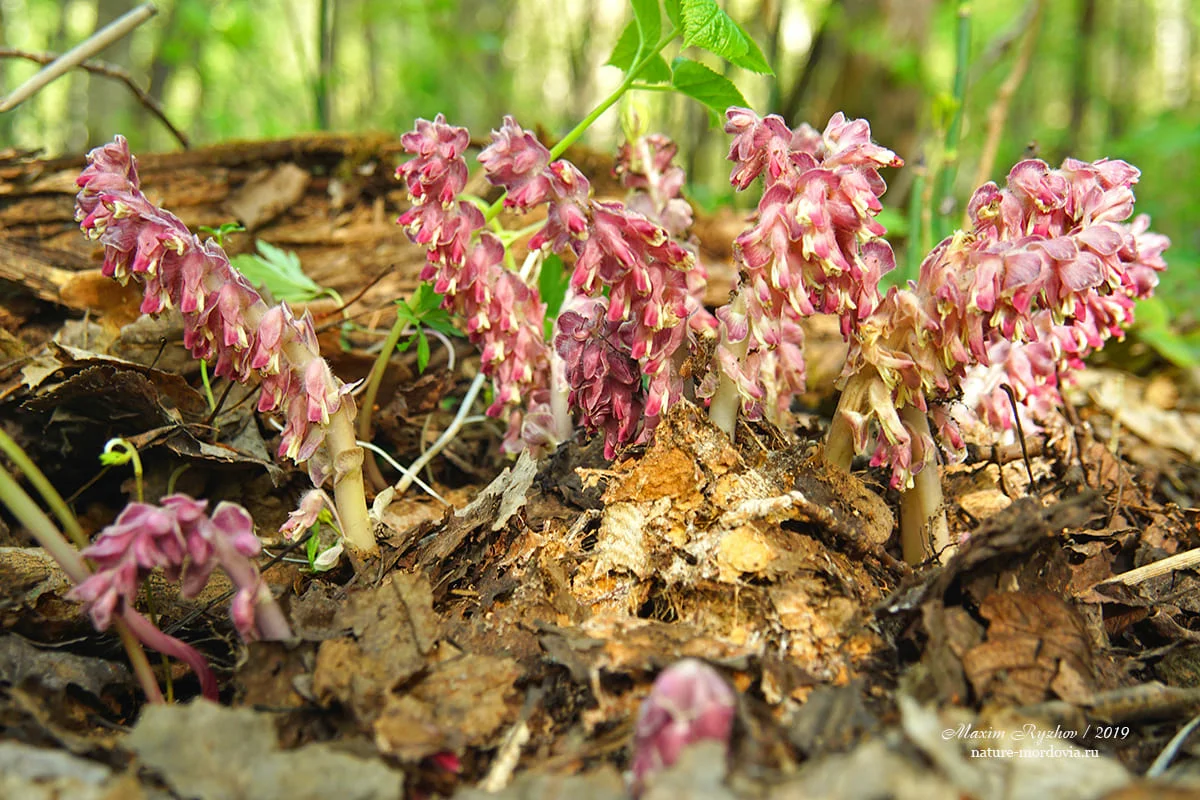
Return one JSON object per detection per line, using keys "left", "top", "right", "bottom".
{"left": 1099, "top": 547, "right": 1200, "bottom": 586}
{"left": 1000, "top": 384, "right": 1035, "bottom": 487}
{"left": 0, "top": 47, "right": 188, "bottom": 149}
{"left": 967, "top": 0, "right": 1045, "bottom": 205}
{"left": 1148, "top": 711, "right": 1200, "bottom": 778}
{"left": 357, "top": 440, "right": 447, "bottom": 504}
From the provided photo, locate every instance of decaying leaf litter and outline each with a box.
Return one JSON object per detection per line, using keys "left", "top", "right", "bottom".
{"left": 2, "top": 137, "right": 1200, "bottom": 800}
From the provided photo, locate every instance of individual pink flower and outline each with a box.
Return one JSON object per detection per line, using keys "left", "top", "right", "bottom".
{"left": 630, "top": 659, "right": 737, "bottom": 797}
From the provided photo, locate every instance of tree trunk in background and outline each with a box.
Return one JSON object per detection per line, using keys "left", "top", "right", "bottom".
{"left": 1106, "top": 0, "right": 1141, "bottom": 143}
{"left": 567, "top": 0, "right": 597, "bottom": 124}
{"left": 139, "top": 1, "right": 182, "bottom": 150}
{"left": 316, "top": 0, "right": 335, "bottom": 130}
{"left": 86, "top": 0, "right": 136, "bottom": 146}
{"left": 1065, "top": 0, "right": 1096, "bottom": 157}
{"left": 778, "top": 0, "right": 932, "bottom": 167}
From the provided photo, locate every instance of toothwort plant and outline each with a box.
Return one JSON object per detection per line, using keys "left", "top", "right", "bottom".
{"left": 75, "top": 138, "right": 376, "bottom": 556}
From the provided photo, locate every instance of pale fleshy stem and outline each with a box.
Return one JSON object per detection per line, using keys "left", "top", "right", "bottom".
{"left": 898, "top": 404, "right": 953, "bottom": 564}
{"left": 324, "top": 406, "right": 374, "bottom": 554}
{"left": 709, "top": 291, "right": 748, "bottom": 439}
{"left": 549, "top": 352, "right": 573, "bottom": 443}
{"left": 824, "top": 374, "right": 871, "bottom": 472}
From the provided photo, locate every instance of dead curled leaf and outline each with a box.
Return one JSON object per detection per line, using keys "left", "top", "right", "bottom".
{"left": 962, "top": 591, "right": 1096, "bottom": 706}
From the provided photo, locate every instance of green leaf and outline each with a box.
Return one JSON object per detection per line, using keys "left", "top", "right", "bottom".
{"left": 606, "top": 19, "right": 672, "bottom": 82}
{"left": 198, "top": 221, "right": 245, "bottom": 247}
{"left": 1135, "top": 297, "right": 1200, "bottom": 368}
{"left": 671, "top": 57, "right": 748, "bottom": 122}
{"left": 416, "top": 329, "right": 431, "bottom": 372}
{"left": 423, "top": 313, "right": 464, "bottom": 339}
{"left": 606, "top": 20, "right": 639, "bottom": 70}
{"left": 231, "top": 240, "right": 342, "bottom": 305}
{"left": 680, "top": 0, "right": 747, "bottom": 61}
{"left": 631, "top": 0, "right": 662, "bottom": 47}
{"left": 538, "top": 254, "right": 570, "bottom": 341}
{"left": 727, "top": 17, "right": 773, "bottom": 74}
{"left": 663, "top": 0, "right": 681, "bottom": 27}
{"left": 412, "top": 283, "right": 444, "bottom": 316}
{"left": 306, "top": 530, "right": 320, "bottom": 569}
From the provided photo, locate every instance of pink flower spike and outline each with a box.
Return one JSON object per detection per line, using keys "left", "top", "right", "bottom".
{"left": 630, "top": 659, "right": 737, "bottom": 797}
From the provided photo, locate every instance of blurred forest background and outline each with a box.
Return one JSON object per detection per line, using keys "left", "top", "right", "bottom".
{"left": 2, "top": 0, "right": 1198, "bottom": 352}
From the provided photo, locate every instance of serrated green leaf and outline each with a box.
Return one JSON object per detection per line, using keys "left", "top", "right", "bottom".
{"left": 638, "top": 53, "right": 673, "bottom": 83}
{"left": 671, "top": 57, "right": 748, "bottom": 121}
{"left": 680, "top": 0, "right": 747, "bottom": 60}
{"left": 423, "top": 313, "right": 464, "bottom": 339}
{"left": 631, "top": 0, "right": 662, "bottom": 46}
{"left": 727, "top": 17, "right": 773, "bottom": 74}
{"left": 416, "top": 329, "right": 430, "bottom": 372}
{"left": 412, "top": 283, "right": 443, "bottom": 315}
{"left": 663, "top": 0, "right": 681, "bottom": 27}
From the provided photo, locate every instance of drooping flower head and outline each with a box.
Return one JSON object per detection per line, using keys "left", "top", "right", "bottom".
{"left": 76, "top": 137, "right": 355, "bottom": 472}
{"left": 70, "top": 495, "right": 289, "bottom": 643}
{"left": 630, "top": 659, "right": 737, "bottom": 797}
{"left": 713, "top": 109, "right": 902, "bottom": 423}
{"left": 479, "top": 118, "right": 706, "bottom": 455}
{"left": 397, "top": 117, "right": 555, "bottom": 451}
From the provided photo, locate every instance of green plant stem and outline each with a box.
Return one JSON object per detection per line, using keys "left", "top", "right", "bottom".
{"left": 483, "top": 28, "right": 678, "bottom": 224}
{"left": 0, "top": 428, "right": 87, "bottom": 549}
{"left": 904, "top": 161, "right": 928, "bottom": 284}
{"left": 199, "top": 359, "right": 216, "bottom": 411}
{"left": 0, "top": 465, "right": 164, "bottom": 703}
{"left": 357, "top": 314, "right": 409, "bottom": 444}
{"left": 933, "top": 2, "right": 972, "bottom": 242}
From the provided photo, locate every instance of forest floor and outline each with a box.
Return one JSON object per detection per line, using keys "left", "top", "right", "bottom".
{"left": 2, "top": 136, "right": 1200, "bottom": 800}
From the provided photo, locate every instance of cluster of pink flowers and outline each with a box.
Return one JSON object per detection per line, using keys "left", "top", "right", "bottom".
{"left": 483, "top": 117, "right": 703, "bottom": 457}
{"left": 70, "top": 494, "right": 289, "bottom": 642}
{"left": 76, "top": 138, "right": 354, "bottom": 474}
{"left": 396, "top": 115, "right": 554, "bottom": 449}
{"left": 714, "top": 109, "right": 902, "bottom": 420}
{"left": 964, "top": 213, "right": 1169, "bottom": 437}
{"left": 835, "top": 157, "right": 1169, "bottom": 487}
{"left": 396, "top": 116, "right": 707, "bottom": 458}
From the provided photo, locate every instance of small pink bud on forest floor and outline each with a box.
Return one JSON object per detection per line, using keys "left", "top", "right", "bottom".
{"left": 630, "top": 659, "right": 737, "bottom": 797}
